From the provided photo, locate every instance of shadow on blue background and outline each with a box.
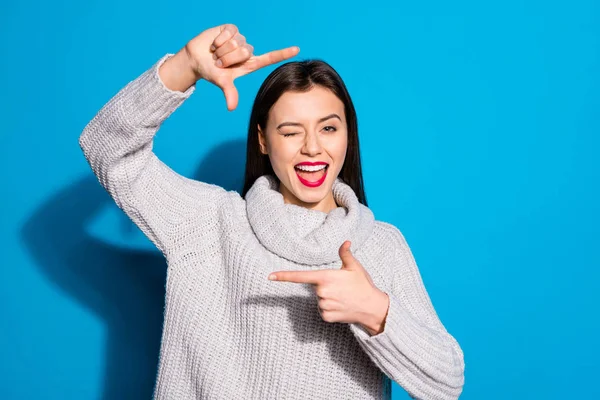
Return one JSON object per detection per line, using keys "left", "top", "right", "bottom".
{"left": 21, "top": 140, "right": 246, "bottom": 399}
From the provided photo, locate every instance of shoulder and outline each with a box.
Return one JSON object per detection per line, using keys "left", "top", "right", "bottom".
{"left": 370, "top": 220, "right": 410, "bottom": 251}
{"left": 352, "top": 220, "right": 411, "bottom": 292}
{"left": 367, "top": 219, "right": 419, "bottom": 270}
{"left": 356, "top": 219, "right": 409, "bottom": 264}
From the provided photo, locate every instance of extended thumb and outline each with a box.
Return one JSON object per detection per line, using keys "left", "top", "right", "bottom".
{"left": 339, "top": 241, "right": 355, "bottom": 266}
{"left": 221, "top": 82, "right": 239, "bottom": 111}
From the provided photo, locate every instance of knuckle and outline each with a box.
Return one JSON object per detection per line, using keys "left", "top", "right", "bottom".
{"left": 219, "top": 55, "right": 230, "bottom": 67}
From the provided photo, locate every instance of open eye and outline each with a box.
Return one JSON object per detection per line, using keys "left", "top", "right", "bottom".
{"left": 323, "top": 126, "right": 337, "bottom": 132}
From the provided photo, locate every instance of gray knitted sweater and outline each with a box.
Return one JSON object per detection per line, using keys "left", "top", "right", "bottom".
{"left": 78, "top": 53, "right": 465, "bottom": 400}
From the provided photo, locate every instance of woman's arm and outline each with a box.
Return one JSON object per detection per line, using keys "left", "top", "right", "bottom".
{"left": 79, "top": 24, "right": 299, "bottom": 259}
{"left": 349, "top": 225, "right": 465, "bottom": 400}
{"left": 78, "top": 52, "right": 228, "bottom": 257}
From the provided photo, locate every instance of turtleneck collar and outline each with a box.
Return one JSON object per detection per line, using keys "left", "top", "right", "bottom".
{"left": 245, "top": 175, "right": 375, "bottom": 266}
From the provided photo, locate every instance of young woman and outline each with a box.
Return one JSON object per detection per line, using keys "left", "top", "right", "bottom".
{"left": 79, "top": 23, "right": 465, "bottom": 400}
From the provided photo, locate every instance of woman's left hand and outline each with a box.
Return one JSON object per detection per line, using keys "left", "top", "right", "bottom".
{"left": 268, "top": 241, "right": 390, "bottom": 335}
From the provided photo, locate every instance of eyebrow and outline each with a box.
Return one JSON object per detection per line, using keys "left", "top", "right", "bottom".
{"left": 276, "top": 113, "right": 342, "bottom": 130}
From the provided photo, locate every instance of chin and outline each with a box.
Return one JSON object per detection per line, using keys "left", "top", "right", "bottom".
{"left": 291, "top": 179, "right": 332, "bottom": 204}
{"left": 296, "top": 191, "right": 327, "bottom": 205}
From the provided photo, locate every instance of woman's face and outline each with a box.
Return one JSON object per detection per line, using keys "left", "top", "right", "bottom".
{"left": 258, "top": 86, "right": 348, "bottom": 213}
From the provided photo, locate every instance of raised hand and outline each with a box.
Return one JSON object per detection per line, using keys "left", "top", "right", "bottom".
{"left": 268, "top": 241, "right": 391, "bottom": 336}
{"left": 184, "top": 23, "right": 300, "bottom": 111}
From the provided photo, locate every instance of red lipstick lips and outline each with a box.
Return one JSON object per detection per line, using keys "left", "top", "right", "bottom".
{"left": 294, "top": 161, "right": 329, "bottom": 188}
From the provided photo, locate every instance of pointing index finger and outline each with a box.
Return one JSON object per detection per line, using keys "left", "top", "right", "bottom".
{"left": 268, "top": 269, "right": 327, "bottom": 284}
{"left": 251, "top": 46, "right": 300, "bottom": 71}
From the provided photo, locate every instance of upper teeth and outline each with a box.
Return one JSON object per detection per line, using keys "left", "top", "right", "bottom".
{"left": 296, "top": 164, "right": 327, "bottom": 172}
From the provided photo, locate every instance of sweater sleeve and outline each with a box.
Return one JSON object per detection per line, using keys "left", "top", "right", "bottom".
{"left": 78, "top": 53, "right": 229, "bottom": 258}
{"left": 348, "top": 228, "right": 465, "bottom": 400}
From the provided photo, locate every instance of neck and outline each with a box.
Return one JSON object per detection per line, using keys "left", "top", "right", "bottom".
{"left": 279, "top": 182, "right": 338, "bottom": 213}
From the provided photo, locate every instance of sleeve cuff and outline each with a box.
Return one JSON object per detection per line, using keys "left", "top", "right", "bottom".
{"left": 349, "top": 292, "right": 460, "bottom": 379}
{"left": 120, "top": 53, "right": 197, "bottom": 128}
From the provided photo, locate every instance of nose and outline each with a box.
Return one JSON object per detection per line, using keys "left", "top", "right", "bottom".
{"left": 301, "top": 131, "right": 322, "bottom": 156}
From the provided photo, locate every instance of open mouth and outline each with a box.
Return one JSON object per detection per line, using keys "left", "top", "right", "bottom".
{"left": 294, "top": 163, "right": 329, "bottom": 187}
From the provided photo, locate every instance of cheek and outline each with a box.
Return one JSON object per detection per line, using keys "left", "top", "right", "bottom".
{"left": 269, "top": 140, "right": 299, "bottom": 166}
{"left": 330, "top": 135, "right": 348, "bottom": 162}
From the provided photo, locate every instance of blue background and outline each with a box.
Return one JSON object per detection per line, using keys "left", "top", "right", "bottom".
{"left": 1, "top": 1, "right": 598, "bottom": 399}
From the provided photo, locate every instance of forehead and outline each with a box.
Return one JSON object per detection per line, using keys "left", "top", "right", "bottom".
{"left": 270, "top": 86, "right": 345, "bottom": 122}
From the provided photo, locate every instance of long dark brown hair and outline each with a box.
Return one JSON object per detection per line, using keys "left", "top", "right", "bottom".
{"left": 241, "top": 59, "right": 368, "bottom": 206}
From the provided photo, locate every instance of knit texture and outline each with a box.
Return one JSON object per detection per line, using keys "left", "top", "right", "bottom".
{"left": 79, "top": 53, "right": 465, "bottom": 400}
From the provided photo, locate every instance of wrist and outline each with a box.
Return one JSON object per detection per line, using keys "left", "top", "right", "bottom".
{"left": 362, "top": 290, "right": 390, "bottom": 336}
{"left": 182, "top": 45, "right": 203, "bottom": 81}
{"left": 158, "top": 48, "right": 200, "bottom": 92}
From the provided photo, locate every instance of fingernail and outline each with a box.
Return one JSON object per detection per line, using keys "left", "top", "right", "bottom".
{"left": 210, "top": 44, "right": 216, "bottom": 51}
{"left": 212, "top": 53, "right": 217, "bottom": 60}
{"left": 216, "top": 59, "right": 222, "bottom": 67}
{"left": 268, "top": 274, "right": 277, "bottom": 281}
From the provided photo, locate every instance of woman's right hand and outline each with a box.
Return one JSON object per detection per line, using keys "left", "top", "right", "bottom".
{"left": 184, "top": 23, "right": 300, "bottom": 111}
